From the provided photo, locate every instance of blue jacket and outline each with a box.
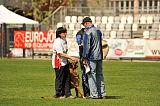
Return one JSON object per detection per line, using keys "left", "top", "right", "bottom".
{"left": 82, "top": 25, "right": 103, "bottom": 60}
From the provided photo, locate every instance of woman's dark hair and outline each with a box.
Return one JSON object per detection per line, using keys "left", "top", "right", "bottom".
{"left": 56, "top": 27, "right": 67, "bottom": 38}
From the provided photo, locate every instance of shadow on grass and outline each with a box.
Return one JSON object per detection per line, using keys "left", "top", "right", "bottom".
{"left": 106, "top": 96, "right": 124, "bottom": 99}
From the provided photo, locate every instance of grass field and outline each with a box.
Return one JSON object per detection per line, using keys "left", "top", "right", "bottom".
{"left": 0, "top": 59, "right": 160, "bottom": 106}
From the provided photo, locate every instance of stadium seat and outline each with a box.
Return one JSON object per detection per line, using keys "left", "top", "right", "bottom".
{"left": 77, "top": 16, "right": 83, "bottom": 23}
{"left": 108, "top": 16, "right": 114, "bottom": 24}
{"left": 152, "top": 24, "right": 159, "bottom": 31}
{"left": 143, "top": 31, "right": 150, "bottom": 39}
{"left": 75, "top": 23, "right": 81, "bottom": 30}
{"left": 69, "top": 23, "right": 75, "bottom": 30}
{"left": 106, "top": 23, "right": 112, "bottom": 31}
{"left": 96, "top": 16, "right": 101, "bottom": 23}
{"left": 153, "top": 16, "right": 160, "bottom": 24}
{"left": 116, "top": 31, "right": 123, "bottom": 39}
{"left": 125, "top": 24, "right": 132, "bottom": 31}
{"left": 112, "top": 24, "right": 119, "bottom": 31}
{"left": 110, "top": 31, "right": 116, "bottom": 39}
{"left": 102, "top": 16, "right": 108, "bottom": 24}
{"left": 121, "top": 16, "right": 127, "bottom": 24}
{"left": 71, "top": 16, "right": 77, "bottom": 23}
{"left": 127, "top": 16, "right": 133, "bottom": 24}
{"left": 90, "top": 16, "right": 96, "bottom": 23}
{"left": 140, "top": 16, "right": 147, "bottom": 24}
{"left": 72, "top": 30, "right": 78, "bottom": 37}
{"left": 114, "top": 17, "right": 120, "bottom": 24}
{"left": 119, "top": 24, "right": 125, "bottom": 31}
{"left": 149, "top": 31, "right": 157, "bottom": 39}
{"left": 147, "top": 16, "right": 153, "bottom": 24}
{"left": 64, "top": 23, "right": 69, "bottom": 29}
{"left": 99, "top": 23, "right": 106, "bottom": 30}
{"left": 65, "top": 16, "right": 71, "bottom": 23}
{"left": 103, "top": 31, "right": 110, "bottom": 39}
{"left": 123, "top": 31, "right": 131, "bottom": 39}
{"left": 57, "top": 22, "right": 63, "bottom": 28}
{"left": 132, "top": 24, "right": 138, "bottom": 31}
{"left": 134, "top": 17, "right": 140, "bottom": 24}
{"left": 67, "top": 30, "right": 73, "bottom": 37}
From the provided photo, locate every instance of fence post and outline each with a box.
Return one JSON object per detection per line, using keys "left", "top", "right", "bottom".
{"left": 0, "top": 24, "right": 2, "bottom": 58}
{"left": 23, "top": 24, "right": 26, "bottom": 58}
{"left": 2, "top": 23, "right": 7, "bottom": 58}
{"left": 31, "top": 25, "right": 35, "bottom": 59}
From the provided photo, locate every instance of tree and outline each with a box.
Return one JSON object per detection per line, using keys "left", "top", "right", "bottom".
{"left": 13, "top": 0, "right": 70, "bottom": 22}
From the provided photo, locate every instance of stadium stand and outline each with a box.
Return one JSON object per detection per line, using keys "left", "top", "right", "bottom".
{"left": 31, "top": 1, "right": 160, "bottom": 60}
{"left": 57, "top": 14, "right": 160, "bottom": 39}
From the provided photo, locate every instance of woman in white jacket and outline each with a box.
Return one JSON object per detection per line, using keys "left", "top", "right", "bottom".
{"left": 52, "top": 27, "right": 79, "bottom": 98}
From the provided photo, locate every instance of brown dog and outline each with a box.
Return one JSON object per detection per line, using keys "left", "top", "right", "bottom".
{"left": 102, "top": 40, "right": 109, "bottom": 59}
{"left": 69, "top": 62, "right": 85, "bottom": 98}
{"left": 41, "top": 62, "right": 85, "bottom": 99}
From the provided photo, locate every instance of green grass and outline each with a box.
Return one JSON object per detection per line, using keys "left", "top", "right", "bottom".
{"left": 0, "top": 59, "right": 160, "bottom": 106}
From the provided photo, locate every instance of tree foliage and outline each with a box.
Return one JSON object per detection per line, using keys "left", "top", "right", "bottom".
{"left": 13, "top": 0, "right": 69, "bottom": 22}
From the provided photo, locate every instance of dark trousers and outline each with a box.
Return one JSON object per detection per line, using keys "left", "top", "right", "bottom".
{"left": 54, "top": 64, "right": 71, "bottom": 97}
{"left": 80, "top": 60, "right": 90, "bottom": 96}
{"left": 79, "top": 46, "right": 90, "bottom": 96}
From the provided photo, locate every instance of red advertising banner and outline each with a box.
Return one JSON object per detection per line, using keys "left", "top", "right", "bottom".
{"left": 14, "top": 31, "right": 55, "bottom": 49}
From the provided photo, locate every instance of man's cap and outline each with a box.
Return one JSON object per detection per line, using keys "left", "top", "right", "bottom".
{"left": 81, "top": 17, "right": 92, "bottom": 25}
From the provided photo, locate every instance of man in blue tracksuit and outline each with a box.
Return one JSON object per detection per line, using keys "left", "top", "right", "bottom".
{"left": 81, "top": 17, "right": 107, "bottom": 99}
{"left": 76, "top": 28, "right": 90, "bottom": 97}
